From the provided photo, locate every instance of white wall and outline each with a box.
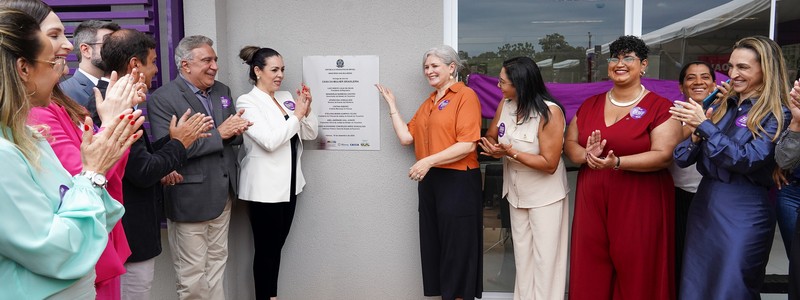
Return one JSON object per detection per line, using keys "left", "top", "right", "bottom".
{"left": 183, "top": 1, "right": 443, "bottom": 299}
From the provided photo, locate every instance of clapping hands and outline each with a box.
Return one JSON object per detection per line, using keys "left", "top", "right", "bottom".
{"left": 95, "top": 70, "right": 148, "bottom": 125}
{"left": 584, "top": 130, "right": 616, "bottom": 170}
{"left": 218, "top": 109, "right": 253, "bottom": 139}
{"left": 80, "top": 109, "right": 144, "bottom": 174}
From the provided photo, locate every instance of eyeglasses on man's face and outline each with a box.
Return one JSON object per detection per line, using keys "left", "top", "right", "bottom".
{"left": 36, "top": 57, "right": 67, "bottom": 74}
{"left": 607, "top": 56, "right": 640, "bottom": 65}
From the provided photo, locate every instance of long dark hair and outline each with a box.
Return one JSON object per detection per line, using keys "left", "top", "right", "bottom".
{"left": 502, "top": 56, "right": 563, "bottom": 125}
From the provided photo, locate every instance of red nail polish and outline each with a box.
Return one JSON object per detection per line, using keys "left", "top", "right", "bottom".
{"left": 84, "top": 124, "right": 90, "bottom": 131}
{"left": 130, "top": 121, "right": 135, "bottom": 125}
{"left": 128, "top": 115, "right": 134, "bottom": 120}
{"left": 119, "top": 114, "right": 124, "bottom": 120}
{"left": 132, "top": 134, "right": 138, "bottom": 139}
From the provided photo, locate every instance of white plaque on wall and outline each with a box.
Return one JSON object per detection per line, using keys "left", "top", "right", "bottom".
{"left": 303, "top": 55, "right": 380, "bottom": 150}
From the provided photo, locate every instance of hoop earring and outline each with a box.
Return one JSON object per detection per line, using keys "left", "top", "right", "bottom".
{"left": 26, "top": 82, "right": 37, "bottom": 97}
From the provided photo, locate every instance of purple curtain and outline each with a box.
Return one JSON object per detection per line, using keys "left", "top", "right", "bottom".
{"left": 467, "top": 72, "right": 729, "bottom": 123}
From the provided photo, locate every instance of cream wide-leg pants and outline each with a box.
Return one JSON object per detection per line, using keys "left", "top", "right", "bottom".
{"left": 509, "top": 197, "right": 569, "bottom": 300}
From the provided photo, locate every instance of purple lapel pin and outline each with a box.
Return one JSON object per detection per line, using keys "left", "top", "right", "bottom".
{"left": 284, "top": 101, "right": 296, "bottom": 111}
{"left": 220, "top": 96, "right": 231, "bottom": 109}
{"left": 438, "top": 99, "right": 450, "bottom": 110}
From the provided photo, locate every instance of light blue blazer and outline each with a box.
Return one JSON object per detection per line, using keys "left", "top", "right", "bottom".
{"left": 0, "top": 127, "right": 123, "bottom": 300}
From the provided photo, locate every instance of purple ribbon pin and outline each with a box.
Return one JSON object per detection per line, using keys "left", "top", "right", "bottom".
{"left": 58, "top": 184, "right": 69, "bottom": 210}
{"left": 220, "top": 96, "right": 231, "bottom": 109}
{"left": 735, "top": 115, "right": 748, "bottom": 128}
{"left": 498, "top": 122, "right": 506, "bottom": 137}
{"left": 629, "top": 106, "right": 647, "bottom": 119}
{"left": 284, "top": 101, "right": 296, "bottom": 111}
{"left": 438, "top": 100, "right": 450, "bottom": 110}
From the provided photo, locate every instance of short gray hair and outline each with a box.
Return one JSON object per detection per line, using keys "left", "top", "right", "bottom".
{"left": 174, "top": 35, "right": 214, "bottom": 69}
{"left": 422, "top": 45, "right": 463, "bottom": 74}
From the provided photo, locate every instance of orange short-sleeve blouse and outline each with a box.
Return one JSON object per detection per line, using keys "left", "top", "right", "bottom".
{"left": 407, "top": 82, "right": 481, "bottom": 170}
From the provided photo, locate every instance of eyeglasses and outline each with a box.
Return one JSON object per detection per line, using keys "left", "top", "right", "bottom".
{"left": 497, "top": 78, "right": 512, "bottom": 86}
{"left": 35, "top": 57, "right": 67, "bottom": 74}
{"left": 607, "top": 56, "right": 640, "bottom": 65}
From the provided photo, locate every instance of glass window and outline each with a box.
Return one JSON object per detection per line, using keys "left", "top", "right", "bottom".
{"left": 642, "top": 0, "right": 771, "bottom": 81}
{"left": 458, "top": 0, "right": 625, "bottom": 294}
{"left": 459, "top": 0, "right": 625, "bottom": 84}
{"left": 777, "top": 0, "right": 800, "bottom": 82}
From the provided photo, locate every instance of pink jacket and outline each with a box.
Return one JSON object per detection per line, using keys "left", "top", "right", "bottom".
{"left": 28, "top": 102, "right": 131, "bottom": 285}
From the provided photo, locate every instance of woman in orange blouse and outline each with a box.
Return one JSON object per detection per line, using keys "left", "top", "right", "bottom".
{"left": 376, "top": 45, "right": 483, "bottom": 300}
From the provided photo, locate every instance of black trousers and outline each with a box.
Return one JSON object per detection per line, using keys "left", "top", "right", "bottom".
{"left": 674, "top": 187, "right": 695, "bottom": 294}
{"left": 418, "top": 167, "right": 483, "bottom": 300}
{"left": 249, "top": 195, "right": 297, "bottom": 299}
{"left": 790, "top": 208, "right": 800, "bottom": 300}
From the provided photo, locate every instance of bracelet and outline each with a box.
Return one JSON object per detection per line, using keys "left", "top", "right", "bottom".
{"left": 388, "top": 111, "right": 398, "bottom": 116}
{"left": 613, "top": 156, "right": 621, "bottom": 170}
{"left": 513, "top": 152, "right": 519, "bottom": 159}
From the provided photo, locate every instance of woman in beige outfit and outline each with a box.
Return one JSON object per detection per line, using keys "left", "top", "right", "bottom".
{"left": 480, "top": 56, "right": 569, "bottom": 300}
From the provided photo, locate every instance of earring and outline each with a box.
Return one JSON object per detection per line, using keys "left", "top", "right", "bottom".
{"left": 449, "top": 74, "right": 454, "bottom": 80}
{"left": 641, "top": 70, "right": 646, "bottom": 76}
{"left": 257, "top": 76, "right": 260, "bottom": 80}
{"left": 26, "top": 82, "right": 37, "bottom": 97}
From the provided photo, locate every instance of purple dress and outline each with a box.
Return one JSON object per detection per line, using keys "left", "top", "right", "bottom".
{"left": 674, "top": 96, "right": 789, "bottom": 299}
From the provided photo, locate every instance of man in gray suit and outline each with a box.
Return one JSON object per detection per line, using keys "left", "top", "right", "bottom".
{"left": 59, "top": 20, "right": 120, "bottom": 109}
{"left": 146, "top": 35, "right": 252, "bottom": 300}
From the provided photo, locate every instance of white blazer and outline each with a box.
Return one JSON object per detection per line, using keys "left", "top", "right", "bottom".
{"left": 236, "top": 86, "right": 319, "bottom": 203}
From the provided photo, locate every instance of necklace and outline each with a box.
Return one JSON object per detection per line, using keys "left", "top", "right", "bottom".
{"left": 608, "top": 84, "right": 646, "bottom": 107}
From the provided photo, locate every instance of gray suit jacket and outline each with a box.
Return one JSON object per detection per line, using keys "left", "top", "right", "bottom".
{"left": 146, "top": 77, "right": 241, "bottom": 222}
{"left": 59, "top": 70, "right": 94, "bottom": 107}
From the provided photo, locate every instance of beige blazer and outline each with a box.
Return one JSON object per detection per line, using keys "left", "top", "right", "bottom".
{"left": 236, "top": 87, "right": 319, "bottom": 203}
{"left": 497, "top": 99, "right": 569, "bottom": 208}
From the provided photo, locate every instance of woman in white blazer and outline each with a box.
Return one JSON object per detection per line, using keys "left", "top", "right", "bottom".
{"left": 479, "top": 57, "right": 569, "bottom": 300}
{"left": 236, "top": 46, "right": 318, "bottom": 300}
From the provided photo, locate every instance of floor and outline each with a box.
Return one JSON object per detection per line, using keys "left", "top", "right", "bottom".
{"left": 479, "top": 170, "right": 791, "bottom": 299}
{"left": 149, "top": 171, "right": 792, "bottom": 299}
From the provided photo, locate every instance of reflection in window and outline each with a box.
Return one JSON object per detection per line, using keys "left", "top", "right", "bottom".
{"left": 458, "top": 0, "right": 624, "bottom": 83}
{"left": 642, "top": 0, "right": 770, "bottom": 80}
{"left": 777, "top": 0, "right": 800, "bottom": 81}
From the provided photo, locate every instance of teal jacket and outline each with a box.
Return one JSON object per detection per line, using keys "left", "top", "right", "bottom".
{"left": 0, "top": 128, "right": 123, "bottom": 299}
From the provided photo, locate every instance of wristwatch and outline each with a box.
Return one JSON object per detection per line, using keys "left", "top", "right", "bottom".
{"left": 79, "top": 170, "right": 108, "bottom": 189}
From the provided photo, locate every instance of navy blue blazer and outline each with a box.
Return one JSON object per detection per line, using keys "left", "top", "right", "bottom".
{"left": 59, "top": 70, "right": 99, "bottom": 122}
{"left": 674, "top": 96, "right": 790, "bottom": 188}
{"left": 59, "top": 70, "right": 95, "bottom": 107}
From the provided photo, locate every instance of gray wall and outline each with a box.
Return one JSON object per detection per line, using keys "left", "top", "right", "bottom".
{"left": 184, "top": 1, "right": 443, "bottom": 298}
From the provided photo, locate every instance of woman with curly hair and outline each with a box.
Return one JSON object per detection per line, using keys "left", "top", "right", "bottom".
{"left": 565, "top": 35, "right": 681, "bottom": 300}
